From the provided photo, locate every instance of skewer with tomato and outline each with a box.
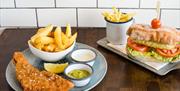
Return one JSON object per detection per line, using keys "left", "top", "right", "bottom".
{"left": 151, "top": 18, "right": 161, "bottom": 29}
{"left": 151, "top": 0, "right": 161, "bottom": 29}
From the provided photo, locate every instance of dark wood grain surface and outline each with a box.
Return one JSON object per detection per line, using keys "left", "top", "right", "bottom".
{"left": 0, "top": 28, "right": 180, "bottom": 91}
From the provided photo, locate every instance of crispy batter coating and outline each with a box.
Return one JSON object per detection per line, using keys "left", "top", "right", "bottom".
{"left": 13, "top": 52, "right": 74, "bottom": 91}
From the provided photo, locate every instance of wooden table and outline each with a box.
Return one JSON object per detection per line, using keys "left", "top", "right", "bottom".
{"left": 0, "top": 28, "right": 180, "bottom": 91}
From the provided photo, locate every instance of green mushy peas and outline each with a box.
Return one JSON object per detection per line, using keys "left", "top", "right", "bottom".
{"left": 67, "top": 69, "right": 91, "bottom": 79}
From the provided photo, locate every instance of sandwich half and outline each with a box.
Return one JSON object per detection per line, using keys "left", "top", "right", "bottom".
{"left": 126, "top": 24, "right": 180, "bottom": 62}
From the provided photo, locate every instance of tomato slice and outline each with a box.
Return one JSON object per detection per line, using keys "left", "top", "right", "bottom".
{"left": 176, "top": 44, "right": 180, "bottom": 48}
{"left": 156, "top": 48, "right": 180, "bottom": 58}
{"left": 127, "top": 38, "right": 149, "bottom": 52}
{"left": 151, "top": 18, "right": 161, "bottom": 29}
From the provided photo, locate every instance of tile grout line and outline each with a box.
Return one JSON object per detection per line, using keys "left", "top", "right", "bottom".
{"left": 54, "top": 0, "right": 57, "bottom": 8}
{"left": 35, "top": 9, "right": 39, "bottom": 28}
{"left": 0, "top": 7, "right": 180, "bottom": 10}
{"left": 76, "top": 8, "right": 79, "bottom": 28}
{"left": 139, "top": 0, "right": 141, "bottom": 8}
{"left": 96, "top": 0, "right": 98, "bottom": 8}
{"left": 14, "top": 0, "right": 16, "bottom": 8}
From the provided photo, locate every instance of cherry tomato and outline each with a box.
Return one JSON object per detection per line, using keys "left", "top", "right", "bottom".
{"left": 156, "top": 48, "right": 180, "bottom": 58}
{"left": 151, "top": 18, "right": 161, "bottom": 29}
{"left": 127, "top": 38, "right": 149, "bottom": 52}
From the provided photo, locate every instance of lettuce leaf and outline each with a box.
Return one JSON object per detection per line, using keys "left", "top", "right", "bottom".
{"left": 127, "top": 46, "right": 180, "bottom": 62}
{"left": 127, "top": 46, "right": 151, "bottom": 57}
{"left": 151, "top": 51, "right": 174, "bottom": 62}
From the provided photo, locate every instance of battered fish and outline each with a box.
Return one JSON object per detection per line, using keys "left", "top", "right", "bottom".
{"left": 13, "top": 52, "right": 74, "bottom": 91}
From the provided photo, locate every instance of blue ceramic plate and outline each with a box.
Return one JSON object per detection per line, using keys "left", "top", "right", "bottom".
{"left": 6, "top": 43, "right": 107, "bottom": 91}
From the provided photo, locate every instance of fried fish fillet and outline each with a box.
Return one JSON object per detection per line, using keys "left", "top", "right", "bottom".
{"left": 13, "top": 52, "right": 74, "bottom": 91}
{"left": 127, "top": 24, "right": 180, "bottom": 45}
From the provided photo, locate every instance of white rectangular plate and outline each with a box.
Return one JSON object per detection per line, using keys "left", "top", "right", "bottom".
{"left": 97, "top": 38, "right": 180, "bottom": 76}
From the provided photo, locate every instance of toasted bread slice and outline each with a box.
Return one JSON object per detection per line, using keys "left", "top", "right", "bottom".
{"left": 127, "top": 24, "right": 180, "bottom": 45}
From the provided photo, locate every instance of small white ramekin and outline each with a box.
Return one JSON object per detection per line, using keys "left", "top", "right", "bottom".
{"left": 70, "top": 49, "right": 97, "bottom": 66}
{"left": 64, "top": 63, "right": 94, "bottom": 87}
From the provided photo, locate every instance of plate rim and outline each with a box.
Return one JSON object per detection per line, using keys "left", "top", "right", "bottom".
{"left": 5, "top": 43, "right": 108, "bottom": 91}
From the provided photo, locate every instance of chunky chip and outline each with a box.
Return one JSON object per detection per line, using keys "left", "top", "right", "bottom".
{"left": 30, "top": 24, "right": 77, "bottom": 52}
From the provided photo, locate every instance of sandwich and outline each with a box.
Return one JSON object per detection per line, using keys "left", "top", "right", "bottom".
{"left": 126, "top": 24, "right": 180, "bottom": 62}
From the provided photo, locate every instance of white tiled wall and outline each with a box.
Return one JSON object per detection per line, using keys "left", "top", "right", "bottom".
{"left": 37, "top": 9, "right": 76, "bottom": 27}
{"left": 78, "top": 9, "right": 111, "bottom": 27}
{"left": 16, "top": 0, "right": 54, "bottom": 7}
{"left": 98, "top": 0, "right": 139, "bottom": 8}
{"left": 161, "top": 10, "right": 180, "bottom": 28}
{"left": 0, "top": 0, "right": 14, "bottom": 8}
{"left": 56, "top": 0, "right": 96, "bottom": 7}
{"left": 121, "top": 9, "right": 156, "bottom": 24}
{"left": 1, "top": 9, "right": 37, "bottom": 26}
{"left": 140, "top": 0, "right": 180, "bottom": 8}
{"left": 0, "top": 0, "right": 180, "bottom": 28}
